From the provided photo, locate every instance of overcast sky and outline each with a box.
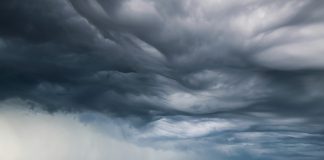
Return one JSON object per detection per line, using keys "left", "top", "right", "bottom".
{"left": 1, "top": 0, "right": 324, "bottom": 160}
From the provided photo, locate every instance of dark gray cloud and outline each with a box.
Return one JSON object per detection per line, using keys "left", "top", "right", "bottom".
{"left": 1, "top": 0, "right": 324, "bottom": 159}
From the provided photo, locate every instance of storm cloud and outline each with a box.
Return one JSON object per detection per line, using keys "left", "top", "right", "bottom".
{"left": 1, "top": 0, "right": 324, "bottom": 159}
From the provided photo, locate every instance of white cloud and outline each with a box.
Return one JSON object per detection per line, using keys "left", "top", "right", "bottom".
{"left": 0, "top": 99, "right": 193, "bottom": 160}
{"left": 164, "top": 70, "right": 269, "bottom": 113}
{"left": 254, "top": 39, "right": 324, "bottom": 69}
{"left": 140, "top": 116, "right": 250, "bottom": 139}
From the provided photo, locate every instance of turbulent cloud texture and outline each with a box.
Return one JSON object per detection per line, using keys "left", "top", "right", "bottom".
{"left": 1, "top": 0, "right": 324, "bottom": 159}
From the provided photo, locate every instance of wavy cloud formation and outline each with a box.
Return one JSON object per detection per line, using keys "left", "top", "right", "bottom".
{"left": 1, "top": 0, "right": 324, "bottom": 159}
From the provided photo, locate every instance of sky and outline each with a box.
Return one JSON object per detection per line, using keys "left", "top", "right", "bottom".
{"left": 0, "top": 0, "right": 324, "bottom": 160}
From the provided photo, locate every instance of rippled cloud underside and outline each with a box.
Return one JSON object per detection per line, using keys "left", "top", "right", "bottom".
{"left": 1, "top": 0, "right": 324, "bottom": 160}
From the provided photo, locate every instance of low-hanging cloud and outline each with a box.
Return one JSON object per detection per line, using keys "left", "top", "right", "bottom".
{"left": 0, "top": 99, "right": 196, "bottom": 160}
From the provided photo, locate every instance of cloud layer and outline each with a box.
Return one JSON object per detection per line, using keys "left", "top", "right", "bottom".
{"left": 1, "top": 0, "right": 324, "bottom": 159}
